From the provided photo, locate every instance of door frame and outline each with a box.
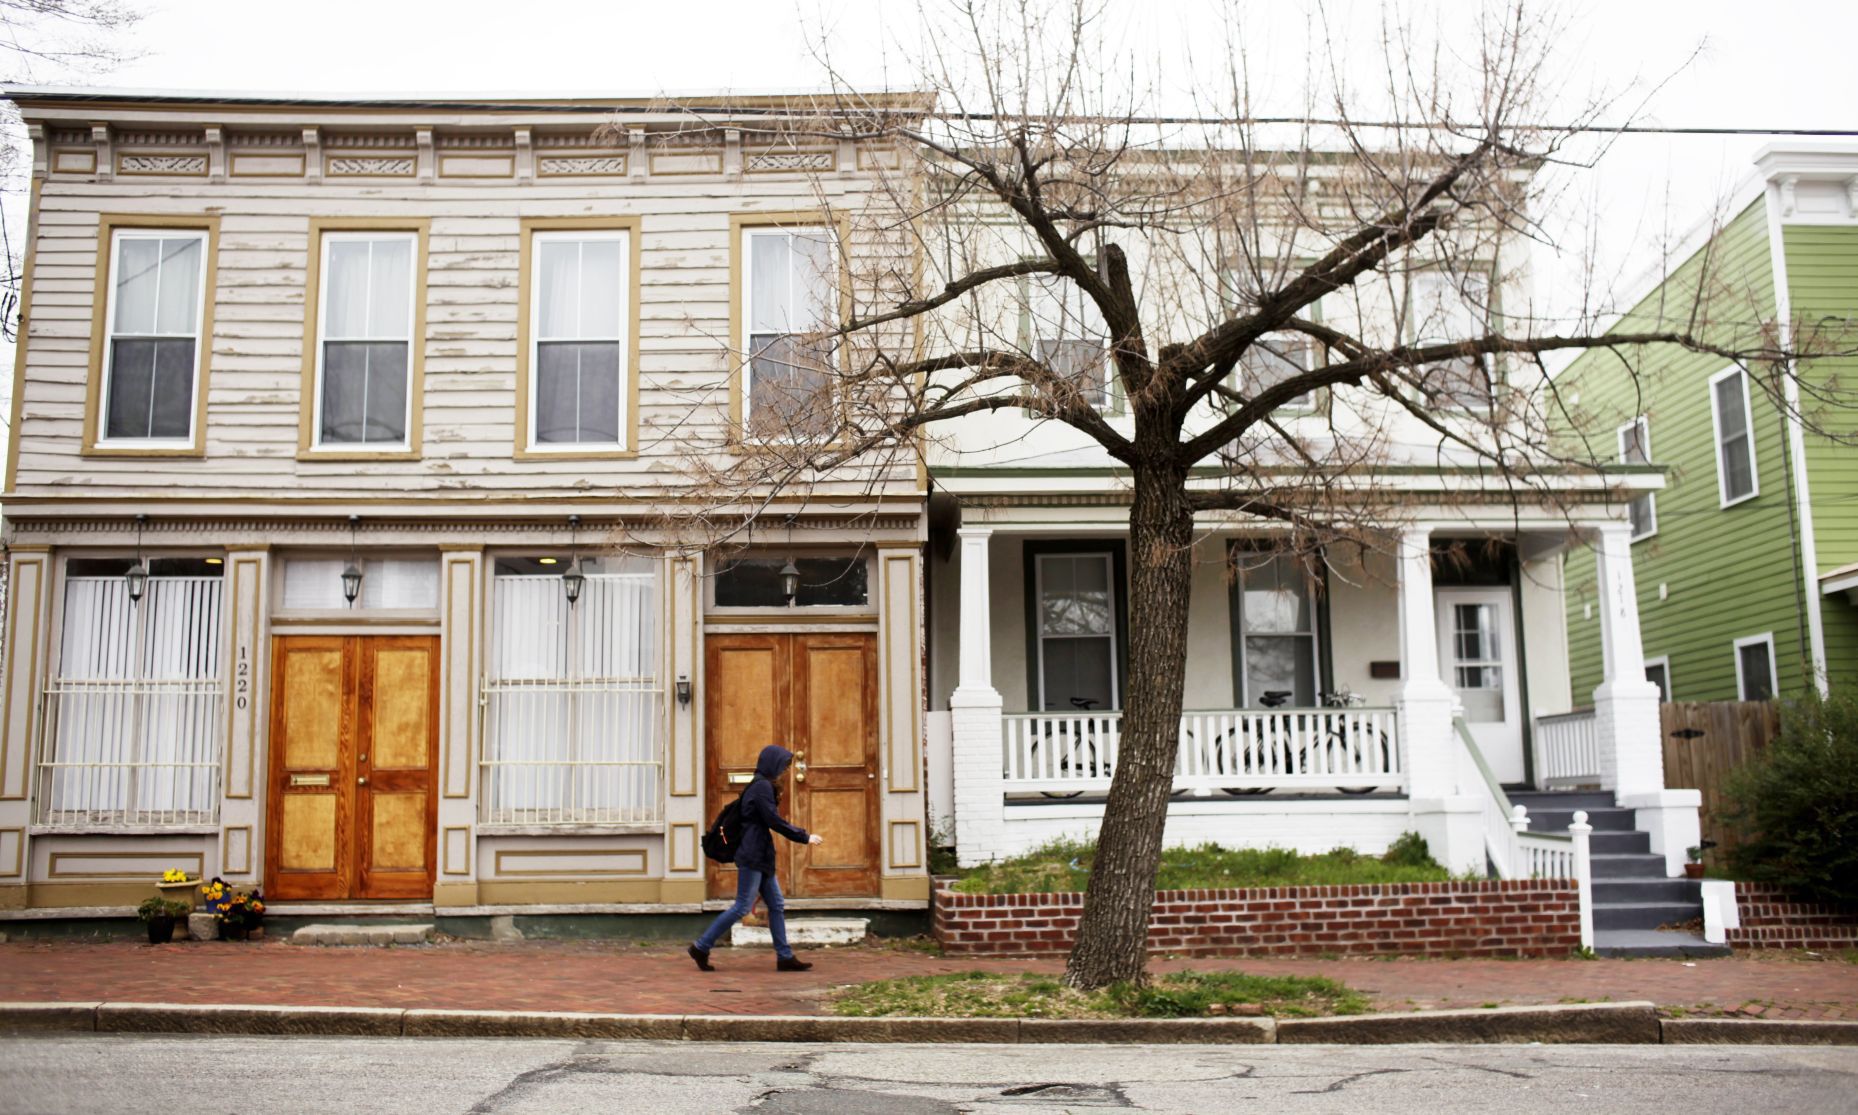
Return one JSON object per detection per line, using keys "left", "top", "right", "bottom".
{"left": 1434, "top": 587, "right": 1524, "bottom": 784}
{"left": 263, "top": 634, "right": 440, "bottom": 901}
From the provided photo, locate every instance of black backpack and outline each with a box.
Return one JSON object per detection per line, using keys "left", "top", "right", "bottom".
{"left": 701, "top": 791, "right": 747, "bottom": 863}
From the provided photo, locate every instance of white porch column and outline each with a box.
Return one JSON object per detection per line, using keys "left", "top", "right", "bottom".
{"left": 1592, "top": 523, "right": 1698, "bottom": 874}
{"left": 1396, "top": 527, "right": 1482, "bottom": 875}
{"left": 949, "top": 527, "right": 1007, "bottom": 867}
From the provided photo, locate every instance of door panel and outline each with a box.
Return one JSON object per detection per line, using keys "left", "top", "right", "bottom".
{"left": 1435, "top": 589, "right": 1524, "bottom": 784}
{"left": 266, "top": 637, "right": 352, "bottom": 899}
{"left": 705, "top": 635, "right": 792, "bottom": 898}
{"left": 355, "top": 637, "right": 439, "bottom": 899}
{"left": 265, "top": 635, "right": 437, "bottom": 901}
{"left": 791, "top": 635, "right": 879, "bottom": 897}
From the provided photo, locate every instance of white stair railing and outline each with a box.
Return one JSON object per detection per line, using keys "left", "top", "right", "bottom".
{"left": 1533, "top": 708, "right": 1601, "bottom": 788}
{"left": 1454, "top": 716, "right": 1584, "bottom": 881}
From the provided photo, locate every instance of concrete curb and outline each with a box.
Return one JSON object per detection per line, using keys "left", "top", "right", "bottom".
{"left": 1278, "top": 1002, "right": 1661, "bottom": 1045}
{"left": 0, "top": 1001, "right": 1846, "bottom": 1044}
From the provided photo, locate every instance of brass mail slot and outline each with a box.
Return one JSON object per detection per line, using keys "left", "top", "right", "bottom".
{"left": 727, "top": 772, "right": 754, "bottom": 784}
{"left": 289, "top": 773, "right": 332, "bottom": 787}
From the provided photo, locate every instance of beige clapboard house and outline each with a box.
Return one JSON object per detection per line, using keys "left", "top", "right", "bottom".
{"left": 0, "top": 88, "right": 934, "bottom": 915}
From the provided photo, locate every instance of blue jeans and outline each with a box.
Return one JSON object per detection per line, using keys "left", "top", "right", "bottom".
{"left": 694, "top": 867, "right": 792, "bottom": 959}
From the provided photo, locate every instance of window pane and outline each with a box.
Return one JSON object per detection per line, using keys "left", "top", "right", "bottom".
{"left": 714, "top": 557, "right": 868, "bottom": 607}
{"left": 1041, "top": 636, "right": 1114, "bottom": 711}
{"left": 153, "top": 237, "right": 202, "bottom": 335}
{"left": 578, "top": 239, "right": 623, "bottom": 338}
{"left": 112, "top": 237, "right": 161, "bottom": 334}
{"left": 536, "top": 239, "right": 580, "bottom": 339}
{"left": 1036, "top": 339, "right": 1108, "bottom": 407}
{"left": 1645, "top": 662, "right": 1669, "bottom": 702}
{"left": 748, "top": 233, "right": 791, "bottom": 333}
{"left": 792, "top": 230, "right": 834, "bottom": 331}
{"left": 366, "top": 238, "right": 412, "bottom": 337}
{"left": 1738, "top": 643, "right": 1773, "bottom": 700}
{"left": 282, "top": 557, "right": 439, "bottom": 610}
{"left": 1041, "top": 555, "right": 1113, "bottom": 636}
{"left": 321, "top": 342, "right": 408, "bottom": 444}
{"left": 1715, "top": 375, "right": 1748, "bottom": 441}
{"left": 748, "top": 332, "right": 832, "bottom": 439}
{"left": 324, "top": 239, "right": 373, "bottom": 338}
{"left": 104, "top": 339, "right": 155, "bottom": 439}
{"left": 1241, "top": 555, "right": 1311, "bottom": 635}
{"left": 1244, "top": 635, "right": 1315, "bottom": 706}
{"left": 535, "top": 342, "right": 621, "bottom": 444}
{"left": 1240, "top": 334, "right": 1312, "bottom": 408}
{"left": 1628, "top": 495, "right": 1655, "bottom": 538}
{"left": 148, "top": 339, "right": 196, "bottom": 438}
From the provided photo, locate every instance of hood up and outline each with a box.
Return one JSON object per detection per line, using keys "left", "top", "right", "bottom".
{"left": 754, "top": 744, "right": 794, "bottom": 780}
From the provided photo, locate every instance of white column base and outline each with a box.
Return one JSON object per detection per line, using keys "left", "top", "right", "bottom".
{"left": 1409, "top": 795, "right": 1486, "bottom": 876}
{"left": 1593, "top": 679, "right": 1664, "bottom": 797}
{"left": 1396, "top": 685, "right": 1459, "bottom": 802}
{"left": 1618, "top": 788, "right": 1702, "bottom": 878}
{"left": 949, "top": 686, "right": 1006, "bottom": 868}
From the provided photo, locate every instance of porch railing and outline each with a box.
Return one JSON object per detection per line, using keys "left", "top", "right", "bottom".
{"left": 35, "top": 678, "right": 226, "bottom": 827}
{"left": 1001, "top": 707, "right": 1403, "bottom": 796}
{"left": 479, "top": 677, "right": 663, "bottom": 826}
{"left": 1534, "top": 708, "right": 1601, "bottom": 789}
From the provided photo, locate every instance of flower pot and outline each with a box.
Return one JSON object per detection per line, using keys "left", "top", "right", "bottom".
{"left": 146, "top": 915, "right": 175, "bottom": 945}
{"left": 1683, "top": 862, "right": 1706, "bottom": 879}
{"left": 222, "top": 922, "right": 249, "bottom": 941}
{"left": 156, "top": 879, "right": 200, "bottom": 908}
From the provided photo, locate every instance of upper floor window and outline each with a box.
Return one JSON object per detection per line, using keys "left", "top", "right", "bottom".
{"left": 1024, "top": 272, "right": 1113, "bottom": 411}
{"left": 99, "top": 229, "right": 208, "bottom": 446}
{"left": 1407, "top": 270, "right": 1493, "bottom": 411}
{"left": 529, "top": 231, "right": 630, "bottom": 449}
{"left": 1709, "top": 366, "right": 1759, "bottom": 506}
{"left": 743, "top": 226, "right": 837, "bottom": 440}
{"left": 1617, "top": 416, "right": 1657, "bottom": 540}
{"left": 313, "top": 232, "right": 417, "bottom": 449}
{"left": 1236, "top": 333, "right": 1319, "bottom": 413}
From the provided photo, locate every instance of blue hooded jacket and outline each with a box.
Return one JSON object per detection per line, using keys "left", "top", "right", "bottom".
{"left": 734, "top": 744, "right": 809, "bottom": 874}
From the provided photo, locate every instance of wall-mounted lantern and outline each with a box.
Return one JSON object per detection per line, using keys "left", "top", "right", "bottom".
{"left": 124, "top": 514, "right": 149, "bottom": 605}
{"left": 341, "top": 515, "right": 363, "bottom": 606}
{"left": 675, "top": 676, "right": 692, "bottom": 708}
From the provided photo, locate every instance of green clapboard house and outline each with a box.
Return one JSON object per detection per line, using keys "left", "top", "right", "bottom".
{"left": 1559, "top": 145, "right": 1858, "bottom": 703}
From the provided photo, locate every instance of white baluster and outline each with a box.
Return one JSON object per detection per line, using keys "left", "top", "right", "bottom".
{"left": 1570, "top": 810, "right": 1594, "bottom": 950}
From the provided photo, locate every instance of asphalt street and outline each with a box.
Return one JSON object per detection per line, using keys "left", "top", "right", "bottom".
{"left": 2, "top": 1035, "right": 1855, "bottom": 1114}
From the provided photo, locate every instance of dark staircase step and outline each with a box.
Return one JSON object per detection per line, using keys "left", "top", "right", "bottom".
{"left": 1586, "top": 830, "right": 1652, "bottom": 855}
{"left": 1594, "top": 929, "right": 1730, "bottom": 959}
{"left": 1508, "top": 790, "right": 1616, "bottom": 811}
{"left": 1592, "top": 878, "right": 1699, "bottom": 905}
{"left": 1589, "top": 853, "right": 1673, "bottom": 879}
{"left": 1593, "top": 902, "right": 1703, "bottom": 931}
{"left": 1523, "top": 807, "right": 1638, "bottom": 833}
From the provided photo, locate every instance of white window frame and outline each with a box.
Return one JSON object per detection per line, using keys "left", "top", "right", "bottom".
{"left": 1406, "top": 268, "right": 1496, "bottom": 412}
{"left": 1617, "top": 415, "right": 1658, "bottom": 541}
{"left": 1708, "top": 365, "right": 1760, "bottom": 508}
{"left": 310, "top": 230, "right": 418, "bottom": 451}
{"left": 1732, "top": 633, "right": 1778, "bottom": 701}
{"left": 1643, "top": 654, "right": 1672, "bottom": 702}
{"left": 96, "top": 228, "right": 210, "bottom": 450}
{"left": 740, "top": 225, "right": 839, "bottom": 439}
{"left": 1033, "top": 551, "right": 1121, "bottom": 712}
{"left": 526, "top": 229, "right": 631, "bottom": 451}
{"left": 1024, "top": 271, "right": 1117, "bottom": 414}
{"left": 1234, "top": 550, "right": 1323, "bottom": 707}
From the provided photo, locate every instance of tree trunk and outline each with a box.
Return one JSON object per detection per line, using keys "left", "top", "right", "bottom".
{"left": 1062, "top": 460, "right": 1197, "bottom": 989}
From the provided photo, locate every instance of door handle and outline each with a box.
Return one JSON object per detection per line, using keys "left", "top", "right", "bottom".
{"left": 793, "top": 751, "right": 807, "bottom": 783}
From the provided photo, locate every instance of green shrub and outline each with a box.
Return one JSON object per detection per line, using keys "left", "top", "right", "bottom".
{"left": 1380, "top": 831, "right": 1436, "bottom": 869}
{"left": 1722, "top": 685, "right": 1858, "bottom": 908}
{"left": 951, "top": 837, "right": 1453, "bottom": 894}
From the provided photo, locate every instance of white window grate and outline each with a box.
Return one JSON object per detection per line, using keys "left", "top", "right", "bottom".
{"left": 37, "top": 576, "right": 225, "bottom": 827}
{"left": 479, "top": 572, "right": 663, "bottom": 825}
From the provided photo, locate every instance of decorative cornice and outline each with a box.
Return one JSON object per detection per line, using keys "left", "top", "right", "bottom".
{"left": 324, "top": 131, "right": 416, "bottom": 149}
{"left": 226, "top": 130, "right": 300, "bottom": 148}
{"left": 115, "top": 128, "right": 205, "bottom": 147}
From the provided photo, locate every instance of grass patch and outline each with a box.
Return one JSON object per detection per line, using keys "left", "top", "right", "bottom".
{"left": 951, "top": 835, "right": 1455, "bottom": 895}
{"left": 831, "top": 969, "right": 1369, "bottom": 1019}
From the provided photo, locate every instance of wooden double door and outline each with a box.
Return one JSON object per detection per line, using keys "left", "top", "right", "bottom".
{"left": 705, "top": 633, "right": 880, "bottom": 899}
{"left": 264, "top": 636, "right": 439, "bottom": 901}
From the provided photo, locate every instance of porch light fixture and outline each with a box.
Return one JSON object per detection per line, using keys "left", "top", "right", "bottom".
{"left": 341, "top": 515, "right": 363, "bottom": 607}
{"left": 561, "top": 515, "right": 586, "bottom": 607}
{"left": 780, "top": 514, "right": 800, "bottom": 605}
{"left": 675, "top": 675, "right": 692, "bottom": 708}
{"left": 124, "top": 514, "right": 149, "bottom": 605}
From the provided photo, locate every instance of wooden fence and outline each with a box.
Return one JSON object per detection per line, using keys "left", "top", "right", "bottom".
{"left": 1659, "top": 700, "right": 1781, "bottom": 856}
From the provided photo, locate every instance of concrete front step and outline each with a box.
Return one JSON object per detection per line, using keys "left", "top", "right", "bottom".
{"left": 290, "top": 923, "right": 435, "bottom": 946}
{"left": 1508, "top": 791, "right": 1615, "bottom": 811}
{"left": 1589, "top": 853, "right": 1672, "bottom": 879}
{"left": 1592, "top": 878, "right": 1700, "bottom": 905}
{"left": 1523, "top": 807, "right": 1638, "bottom": 833}
{"left": 1586, "top": 830, "right": 1652, "bottom": 855}
{"left": 1595, "top": 928, "right": 1731, "bottom": 959}
{"left": 729, "top": 917, "right": 869, "bottom": 949}
{"left": 1593, "top": 902, "right": 1702, "bottom": 932}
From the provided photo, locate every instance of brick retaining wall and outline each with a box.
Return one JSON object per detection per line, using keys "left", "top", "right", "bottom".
{"left": 1729, "top": 883, "right": 1858, "bottom": 950}
{"left": 932, "top": 880, "right": 1581, "bottom": 958}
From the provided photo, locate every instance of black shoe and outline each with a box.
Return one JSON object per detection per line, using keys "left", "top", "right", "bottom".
{"left": 776, "top": 955, "right": 812, "bottom": 972}
{"left": 688, "top": 944, "right": 714, "bottom": 972}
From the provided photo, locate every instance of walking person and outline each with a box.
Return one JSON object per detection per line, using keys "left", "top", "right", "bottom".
{"left": 689, "top": 744, "right": 823, "bottom": 972}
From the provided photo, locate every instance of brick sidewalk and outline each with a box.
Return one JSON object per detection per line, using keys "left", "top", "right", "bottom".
{"left": 3, "top": 939, "right": 1854, "bottom": 1021}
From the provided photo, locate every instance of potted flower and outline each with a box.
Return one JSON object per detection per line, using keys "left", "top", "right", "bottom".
{"left": 216, "top": 888, "right": 266, "bottom": 941}
{"left": 156, "top": 868, "right": 200, "bottom": 908}
{"left": 1683, "top": 842, "right": 1716, "bottom": 880}
{"left": 137, "top": 896, "right": 189, "bottom": 944}
{"left": 200, "top": 878, "right": 230, "bottom": 917}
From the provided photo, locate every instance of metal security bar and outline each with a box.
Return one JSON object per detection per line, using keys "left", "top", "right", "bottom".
{"left": 36, "top": 576, "right": 225, "bottom": 828}
{"left": 479, "top": 572, "right": 663, "bottom": 826}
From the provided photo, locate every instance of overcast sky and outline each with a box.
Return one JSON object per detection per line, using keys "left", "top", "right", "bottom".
{"left": 3, "top": 0, "right": 1854, "bottom": 443}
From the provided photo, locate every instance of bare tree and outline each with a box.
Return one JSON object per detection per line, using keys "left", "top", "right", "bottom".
{"left": 644, "top": 0, "right": 1855, "bottom": 988}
